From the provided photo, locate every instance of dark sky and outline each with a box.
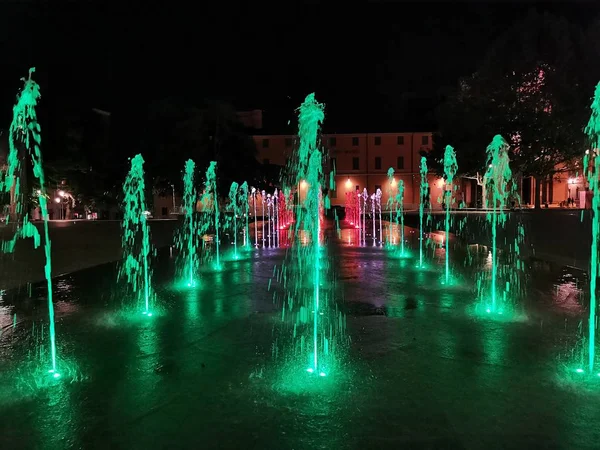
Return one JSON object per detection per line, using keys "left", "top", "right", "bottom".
{"left": 0, "top": 1, "right": 597, "bottom": 135}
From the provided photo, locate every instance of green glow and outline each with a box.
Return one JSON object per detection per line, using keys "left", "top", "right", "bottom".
{"left": 119, "top": 154, "right": 154, "bottom": 314}
{"left": 0, "top": 69, "right": 58, "bottom": 373}
{"left": 483, "top": 135, "right": 513, "bottom": 314}
{"left": 443, "top": 145, "right": 458, "bottom": 284}
{"left": 228, "top": 181, "right": 240, "bottom": 258}
{"left": 584, "top": 81, "right": 600, "bottom": 373}
{"left": 175, "top": 159, "right": 200, "bottom": 287}
{"left": 396, "top": 179, "right": 405, "bottom": 256}
{"left": 386, "top": 168, "right": 395, "bottom": 246}
{"left": 202, "top": 162, "right": 220, "bottom": 269}
{"left": 239, "top": 182, "right": 250, "bottom": 250}
{"left": 297, "top": 94, "right": 324, "bottom": 372}
{"left": 418, "top": 156, "right": 428, "bottom": 268}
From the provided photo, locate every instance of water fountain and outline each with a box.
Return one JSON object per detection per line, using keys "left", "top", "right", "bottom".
{"left": 387, "top": 168, "right": 395, "bottom": 245}
{"left": 362, "top": 188, "right": 368, "bottom": 246}
{"left": 119, "top": 154, "right": 154, "bottom": 316}
{"left": 239, "top": 181, "right": 250, "bottom": 249}
{"left": 0, "top": 68, "right": 59, "bottom": 378}
{"left": 396, "top": 179, "right": 406, "bottom": 256}
{"left": 583, "top": 82, "right": 600, "bottom": 373}
{"left": 267, "top": 193, "right": 272, "bottom": 247}
{"left": 418, "top": 156, "right": 428, "bottom": 268}
{"left": 202, "top": 161, "right": 220, "bottom": 269}
{"left": 370, "top": 192, "right": 376, "bottom": 246}
{"left": 376, "top": 188, "right": 383, "bottom": 245}
{"left": 443, "top": 145, "right": 458, "bottom": 284}
{"left": 481, "top": 135, "right": 514, "bottom": 314}
{"left": 175, "top": 159, "right": 200, "bottom": 287}
{"left": 251, "top": 187, "right": 258, "bottom": 247}
{"left": 228, "top": 181, "right": 240, "bottom": 258}
{"left": 261, "top": 190, "right": 266, "bottom": 247}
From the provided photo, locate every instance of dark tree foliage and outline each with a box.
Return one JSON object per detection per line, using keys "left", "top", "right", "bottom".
{"left": 432, "top": 9, "right": 598, "bottom": 207}
{"left": 142, "top": 98, "right": 258, "bottom": 195}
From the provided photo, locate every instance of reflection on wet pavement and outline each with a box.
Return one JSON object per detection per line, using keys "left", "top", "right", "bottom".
{"left": 0, "top": 227, "right": 599, "bottom": 449}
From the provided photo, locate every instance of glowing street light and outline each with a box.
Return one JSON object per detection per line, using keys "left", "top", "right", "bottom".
{"left": 58, "top": 190, "right": 65, "bottom": 197}
{"left": 345, "top": 177, "right": 352, "bottom": 188}
{"left": 54, "top": 197, "right": 61, "bottom": 203}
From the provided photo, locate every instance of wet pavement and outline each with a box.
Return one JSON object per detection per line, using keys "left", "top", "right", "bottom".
{"left": 1, "top": 223, "right": 600, "bottom": 449}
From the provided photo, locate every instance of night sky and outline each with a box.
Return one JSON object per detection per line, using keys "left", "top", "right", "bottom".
{"left": 0, "top": 1, "right": 597, "bottom": 136}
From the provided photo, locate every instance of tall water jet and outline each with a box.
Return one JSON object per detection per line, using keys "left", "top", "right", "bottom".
{"left": 583, "top": 82, "right": 600, "bottom": 373}
{"left": 443, "top": 145, "right": 458, "bottom": 284}
{"left": 396, "top": 179, "right": 406, "bottom": 256}
{"left": 387, "top": 168, "right": 395, "bottom": 245}
{"left": 371, "top": 193, "right": 376, "bottom": 246}
{"left": 251, "top": 187, "right": 258, "bottom": 247}
{"left": 175, "top": 159, "right": 200, "bottom": 287}
{"left": 362, "top": 188, "right": 368, "bottom": 246}
{"left": 295, "top": 93, "right": 326, "bottom": 374}
{"left": 228, "top": 181, "right": 240, "bottom": 258}
{"left": 261, "top": 189, "right": 266, "bottom": 247}
{"left": 239, "top": 181, "right": 250, "bottom": 249}
{"left": 2, "top": 68, "right": 59, "bottom": 376}
{"left": 376, "top": 188, "right": 383, "bottom": 245}
{"left": 483, "top": 135, "right": 512, "bottom": 313}
{"left": 119, "top": 154, "right": 154, "bottom": 315}
{"left": 418, "top": 156, "right": 428, "bottom": 268}
{"left": 203, "top": 161, "right": 220, "bottom": 269}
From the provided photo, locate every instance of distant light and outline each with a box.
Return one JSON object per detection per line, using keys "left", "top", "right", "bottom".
{"left": 36, "top": 189, "right": 41, "bottom": 195}
{"left": 306, "top": 368, "right": 314, "bottom": 373}
{"left": 576, "top": 368, "right": 584, "bottom": 373}
{"left": 54, "top": 197, "right": 61, "bottom": 203}
{"left": 345, "top": 177, "right": 352, "bottom": 188}
{"left": 391, "top": 178, "right": 396, "bottom": 187}
{"left": 300, "top": 180, "right": 307, "bottom": 189}
{"left": 58, "top": 190, "right": 65, "bottom": 197}
{"left": 489, "top": 164, "right": 493, "bottom": 168}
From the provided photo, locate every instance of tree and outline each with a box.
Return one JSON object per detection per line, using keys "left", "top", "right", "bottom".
{"left": 433, "top": 9, "right": 595, "bottom": 208}
{"left": 142, "top": 98, "right": 258, "bottom": 196}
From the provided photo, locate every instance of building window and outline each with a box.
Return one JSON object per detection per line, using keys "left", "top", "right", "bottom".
{"left": 421, "top": 135, "right": 429, "bottom": 145}
{"left": 285, "top": 138, "right": 292, "bottom": 147}
{"left": 330, "top": 157, "right": 336, "bottom": 170}
{"left": 352, "top": 137, "right": 359, "bottom": 146}
{"left": 397, "top": 136, "right": 404, "bottom": 145}
{"left": 262, "top": 138, "right": 269, "bottom": 148}
{"left": 263, "top": 158, "right": 270, "bottom": 165}
{"left": 375, "top": 157, "right": 382, "bottom": 170}
{"left": 397, "top": 156, "right": 404, "bottom": 169}
{"left": 374, "top": 136, "right": 381, "bottom": 145}
{"left": 352, "top": 157, "right": 359, "bottom": 170}
{"left": 329, "top": 137, "right": 336, "bottom": 146}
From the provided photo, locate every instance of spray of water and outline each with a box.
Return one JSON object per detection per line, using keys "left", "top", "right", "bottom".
{"left": 443, "top": 145, "right": 458, "bottom": 283}
{"left": 202, "top": 162, "right": 220, "bottom": 269}
{"left": 418, "top": 156, "right": 428, "bottom": 268}
{"left": 482, "top": 135, "right": 513, "bottom": 313}
{"left": 583, "top": 82, "right": 600, "bottom": 373}
{"left": 239, "top": 182, "right": 250, "bottom": 249}
{"left": 119, "top": 154, "right": 154, "bottom": 315}
{"left": 175, "top": 159, "right": 199, "bottom": 287}
{"left": 228, "top": 181, "right": 240, "bottom": 258}
{"left": 1, "top": 68, "right": 59, "bottom": 377}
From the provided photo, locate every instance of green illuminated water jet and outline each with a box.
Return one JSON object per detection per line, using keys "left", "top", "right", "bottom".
{"left": 202, "top": 161, "right": 220, "bottom": 269}
{"left": 239, "top": 181, "right": 250, "bottom": 249}
{"left": 386, "top": 168, "right": 395, "bottom": 245}
{"left": 396, "top": 179, "right": 405, "bottom": 256}
{"left": 583, "top": 82, "right": 600, "bottom": 373}
{"left": 296, "top": 93, "right": 325, "bottom": 373}
{"left": 443, "top": 145, "right": 458, "bottom": 283}
{"left": 418, "top": 156, "right": 428, "bottom": 267}
{"left": 483, "top": 135, "right": 513, "bottom": 313}
{"left": 175, "top": 159, "right": 199, "bottom": 286}
{"left": 227, "top": 181, "right": 240, "bottom": 258}
{"left": 119, "top": 154, "right": 154, "bottom": 314}
{"left": 0, "top": 68, "right": 59, "bottom": 376}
